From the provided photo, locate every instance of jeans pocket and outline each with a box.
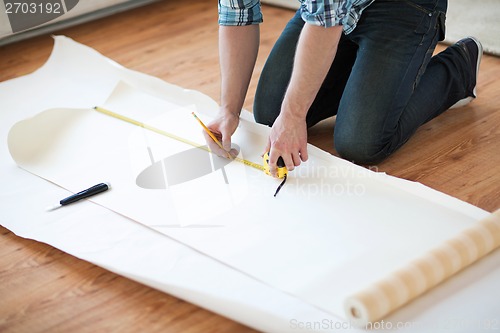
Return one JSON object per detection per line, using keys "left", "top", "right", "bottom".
{"left": 413, "top": 9, "right": 445, "bottom": 40}
{"left": 402, "top": 0, "right": 434, "bottom": 15}
{"left": 402, "top": 0, "right": 446, "bottom": 38}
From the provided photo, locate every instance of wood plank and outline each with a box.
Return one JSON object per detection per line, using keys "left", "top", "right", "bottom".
{"left": 1, "top": 0, "right": 499, "bottom": 331}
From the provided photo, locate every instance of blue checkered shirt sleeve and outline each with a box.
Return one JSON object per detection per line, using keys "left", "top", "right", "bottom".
{"left": 300, "top": 0, "right": 373, "bottom": 33}
{"left": 218, "top": 0, "right": 263, "bottom": 26}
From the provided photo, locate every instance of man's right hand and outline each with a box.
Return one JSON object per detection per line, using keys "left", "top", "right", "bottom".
{"left": 204, "top": 110, "right": 240, "bottom": 158}
{"left": 213, "top": 25, "right": 259, "bottom": 158}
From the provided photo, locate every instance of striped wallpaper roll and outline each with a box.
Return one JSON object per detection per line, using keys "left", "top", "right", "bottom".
{"left": 344, "top": 209, "right": 500, "bottom": 327}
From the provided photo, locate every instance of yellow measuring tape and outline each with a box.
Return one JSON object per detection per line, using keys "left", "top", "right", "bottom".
{"left": 93, "top": 106, "right": 288, "bottom": 196}
{"left": 93, "top": 106, "right": 267, "bottom": 171}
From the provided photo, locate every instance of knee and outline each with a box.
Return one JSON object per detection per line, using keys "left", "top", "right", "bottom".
{"left": 253, "top": 86, "right": 280, "bottom": 126}
{"left": 253, "top": 94, "right": 273, "bottom": 126}
{"left": 334, "top": 135, "right": 388, "bottom": 165}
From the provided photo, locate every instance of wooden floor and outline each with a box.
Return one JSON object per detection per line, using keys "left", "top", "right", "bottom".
{"left": 0, "top": 1, "right": 499, "bottom": 332}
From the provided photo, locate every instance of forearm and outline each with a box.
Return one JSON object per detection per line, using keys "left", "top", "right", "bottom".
{"left": 219, "top": 25, "right": 260, "bottom": 116}
{"left": 282, "top": 24, "right": 343, "bottom": 119}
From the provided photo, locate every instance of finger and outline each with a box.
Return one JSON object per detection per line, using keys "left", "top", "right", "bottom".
{"left": 282, "top": 153, "right": 295, "bottom": 172}
{"left": 300, "top": 146, "right": 309, "bottom": 162}
{"left": 292, "top": 152, "right": 302, "bottom": 167}
{"left": 263, "top": 139, "right": 271, "bottom": 157}
{"left": 202, "top": 130, "right": 228, "bottom": 158}
{"left": 268, "top": 148, "right": 279, "bottom": 177}
{"left": 221, "top": 129, "right": 232, "bottom": 152}
{"left": 229, "top": 147, "right": 239, "bottom": 159}
{"left": 271, "top": 147, "right": 294, "bottom": 173}
{"left": 203, "top": 127, "right": 232, "bottom": 159}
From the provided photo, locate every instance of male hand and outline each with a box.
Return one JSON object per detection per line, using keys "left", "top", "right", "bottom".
{"left": 260, "top": 24, "right": 340, "bottom": 177}
{"left": 265, "top": 112, "right": 308, "bottom": 177}
{"left": 204, "top": 111, "right": 240, "bottom": 158}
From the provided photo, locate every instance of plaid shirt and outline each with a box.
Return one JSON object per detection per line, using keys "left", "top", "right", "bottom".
{"left": 218, "top": 0, "right": 374, "bottom": 34}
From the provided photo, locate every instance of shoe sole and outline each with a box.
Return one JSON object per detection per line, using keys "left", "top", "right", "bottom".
{"left": 450, "top": 36, "right": 483, "bottom": 109}
{"left": 470, "top": 36, "right": 483, "bottom": 98}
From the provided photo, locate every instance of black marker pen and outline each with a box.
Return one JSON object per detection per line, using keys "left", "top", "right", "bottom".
{"left": 46, "top": 182, "right": 111, "bottom": 211}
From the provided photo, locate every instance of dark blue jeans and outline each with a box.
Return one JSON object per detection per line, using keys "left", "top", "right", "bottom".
{"left": 254, "top": 0, "right": 474, "bottom": 164}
